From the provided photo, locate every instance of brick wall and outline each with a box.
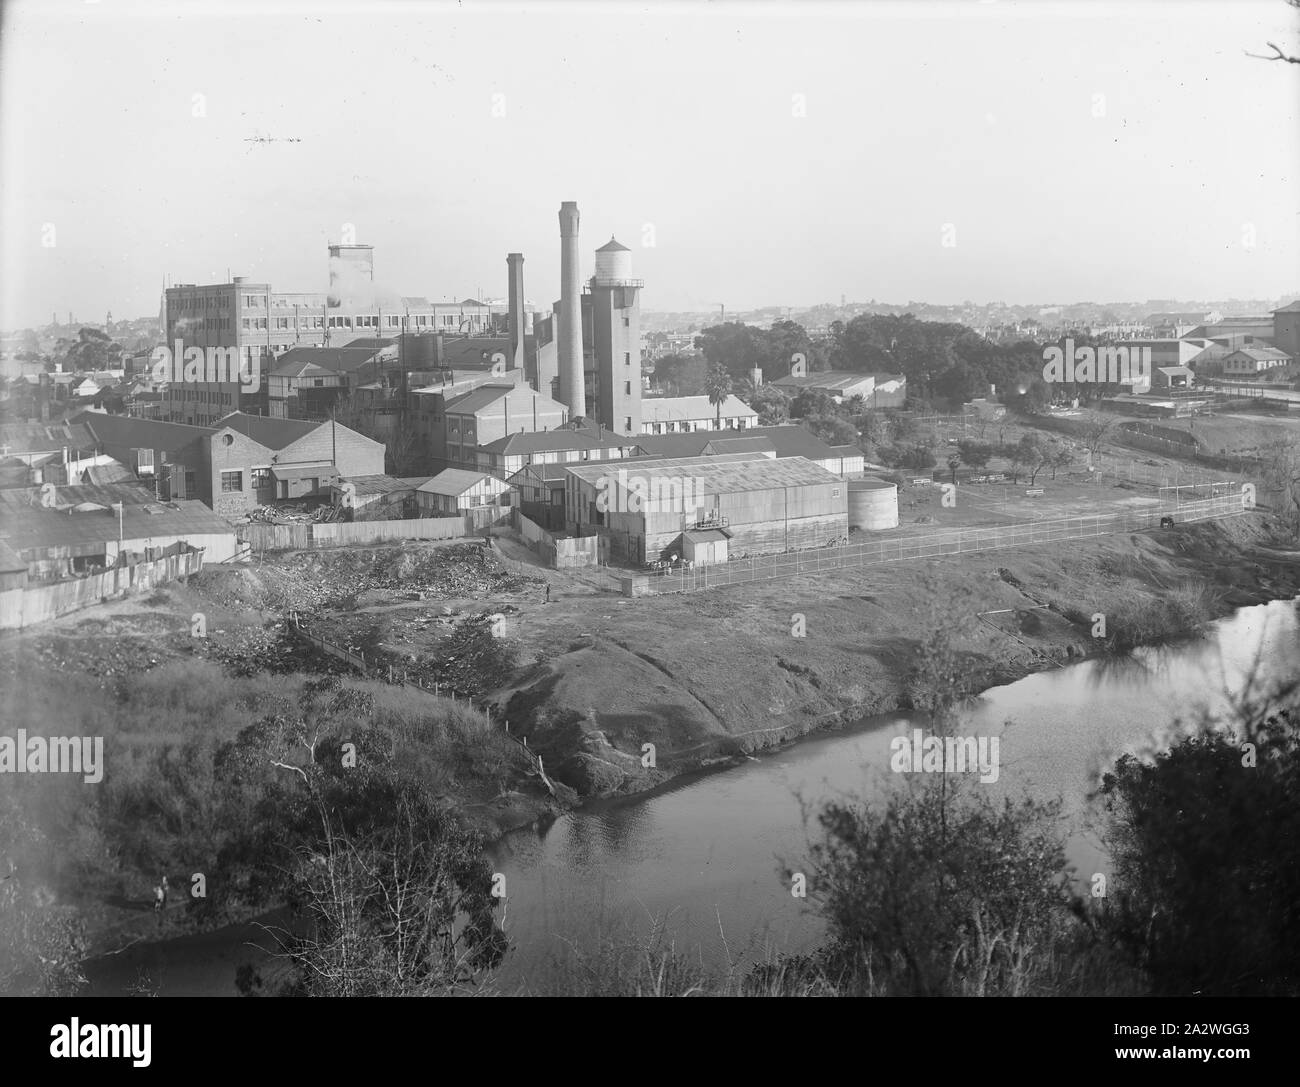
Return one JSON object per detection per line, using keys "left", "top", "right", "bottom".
{"left": 202, "top": 429, "right": 272, "bottom": 518}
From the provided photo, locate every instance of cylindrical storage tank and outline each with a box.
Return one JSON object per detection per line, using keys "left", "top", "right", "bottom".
{"left": 848, "top": 478, "right": 898, "bottom": 530}
{"left": 594, "top": 238, "right": 633, "bottom": 283}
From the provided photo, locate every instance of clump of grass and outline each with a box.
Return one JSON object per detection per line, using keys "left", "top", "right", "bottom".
{"left": 1097, "top": 583, "right": 1217, "bottom": 656}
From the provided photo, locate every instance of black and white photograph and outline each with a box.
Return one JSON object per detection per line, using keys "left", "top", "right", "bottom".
{"left": 1, "top": 0, "right": 1298, "bottom": 1061}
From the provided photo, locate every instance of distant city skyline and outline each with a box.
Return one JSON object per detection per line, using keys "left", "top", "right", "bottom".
{"left": 2, "top": 0, "right": 1297, "bottom": 331}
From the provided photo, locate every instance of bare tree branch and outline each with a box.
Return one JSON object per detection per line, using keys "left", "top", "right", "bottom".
{"left": 1245, "top": 42, "right": 1300, "bottom": 63}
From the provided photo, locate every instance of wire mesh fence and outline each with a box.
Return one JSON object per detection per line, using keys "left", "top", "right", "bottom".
{"left": 639, "top": 493, "right": 1249, "bottom": 594}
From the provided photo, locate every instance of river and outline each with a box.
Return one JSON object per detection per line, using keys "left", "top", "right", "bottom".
{"left": 84, "top": 596, "right": 1300, "bottom": 995}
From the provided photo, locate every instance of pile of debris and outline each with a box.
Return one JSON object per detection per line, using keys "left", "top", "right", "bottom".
{"left": 245, "top": 503, "right": 316, "bottom": 524}
{"left": 196, "top": 618, "right": 355, "bottom": 677}
{"left": 277, "top": 544, "right": 542, "bottom": 605}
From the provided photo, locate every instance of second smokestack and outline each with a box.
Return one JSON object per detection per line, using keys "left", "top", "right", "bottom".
{"left": 558, "top": 200, "right": 585, "bottom": 418}
{"left": 507, "top": 252, "right": 526, "bottom": 375}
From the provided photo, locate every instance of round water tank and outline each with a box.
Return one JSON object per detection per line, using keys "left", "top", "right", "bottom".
{"left": 848, "top": 478, "right": 898, "bottom": 530}
{"left": 594, "top": 239, "right": 633, "bottom": 283}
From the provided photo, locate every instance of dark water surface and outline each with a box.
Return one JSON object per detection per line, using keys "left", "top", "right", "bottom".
{"left": 85, "top": 598, "right": 1300, "bottom": 994}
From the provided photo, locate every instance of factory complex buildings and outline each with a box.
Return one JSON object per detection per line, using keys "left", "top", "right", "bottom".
{"left": 1, "top": 201, "right": 905, "bottom": 623}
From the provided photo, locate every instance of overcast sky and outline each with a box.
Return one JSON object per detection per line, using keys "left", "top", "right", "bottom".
{"left": 2, "top": 0, "right": 1297, "bottom": 329}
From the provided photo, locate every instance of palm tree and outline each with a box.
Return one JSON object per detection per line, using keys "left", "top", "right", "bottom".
{"left": 704, "top": 363, "right": 732, "bottom": 429}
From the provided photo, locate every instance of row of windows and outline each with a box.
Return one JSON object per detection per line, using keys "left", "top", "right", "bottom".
{"left": 219, "top": 468, "right": 273, "bottom": 492}
{"left": 171, "top": 317, "right": 233, "bottom": 332}
{"left": 174, "top": 296, "right": 230, "bottom": 313}
{"left": 228, "top": 310, "right": 492, "bottom": 331}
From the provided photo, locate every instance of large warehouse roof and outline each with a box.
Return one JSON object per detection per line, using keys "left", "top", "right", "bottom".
{"left": 563, "top": 453, "right": 842, "bottom": 494}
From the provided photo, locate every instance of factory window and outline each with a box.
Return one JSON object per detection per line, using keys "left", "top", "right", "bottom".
{"left": 220, "top": 471, "right": 243, "bottom": 493}
{"left": 624, "top": 416, "right": 632, "bottom": 432}
{"left": 624, "top": 353, "right": 631, "bottom": 365}
{"left": 251, "top": 468, "right": 272, "bottom": 489}
{"left": 625, "top": 382, "right": 631, "bottom": 395}
{"left": 623, "top": 317, "right": 630, "bottom": 327}
{"left": 276, "top": 318, "right": 289, "bottom": 330}
{"left": 242, "top": 319, "right": 252, "bottom": 331}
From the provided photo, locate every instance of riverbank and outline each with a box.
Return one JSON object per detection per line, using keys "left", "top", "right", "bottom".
{"left": 492, "top": 511, "right": 1300, "bottom": 803}
{"left": 7, "top": 512, "right": 1297, "bottom": 977}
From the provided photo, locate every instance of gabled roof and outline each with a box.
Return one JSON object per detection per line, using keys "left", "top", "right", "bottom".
{"left": 703, "top": 436, "right": 773, "bottom": 456}
{"left": 0, "top": 498, "right": 233, "bottom": 555}
{"left": 636, "top": 424, "right": 839, "bottom": 462}
{"left": 339, "top": 474, "right": 431, "bottom": 495}
{"left": 435, "top": 336, "right": 521, "bottom": 369}
{"left": 1272, "top": 300, "right": 1300, "bottom": 314}
{"left": 641, "top": 394, "right": 757, "bottom": 422}
{"left": 269, "top": 358, "right": 338, "bottom": 379}
{"left": 1226, "top": 347, "right": 1291, "bottom": 361}
{"left": 0, "top": 420, "right": 97, "bottom": 453}
{"left": 482, "top": 420, "right": 633, "bottom": 455}
{"left": 418, "top": 468, "right": 502, "bottom": 497}
{"left": 213, "top": 412, "right": 321, "bottom": 449}
{"left": 443, "top": 384, "right": 516, "bottom": 415}
{"left": 507, "top": 463, "right": 571, "bottom": 487}
{"left": 0, "top": 482, "right": 156, "bottom": 514}
{"left": 683, "top": 527, "right": 731, "bottom": 543}
{"left": 82, "top": 463, "right": 138, "bottom": 485}
{"left": 69, "top": 412, "right": 206, "bottom": 455}
{"left": 272, "top": 346, "right": 382, "bottom": 374}
{"left": 565, "top": 453, "right": 841, "bottom": 494}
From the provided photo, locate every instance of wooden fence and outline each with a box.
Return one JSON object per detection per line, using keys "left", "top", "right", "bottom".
{"left": 512, "top": 509, "right": 599, "bottom": 569}
{"left": 237, "top": 515, "right": 475, "bottom": 554}
{"left": 0, "top": 548, "right": 205, "bottom": 630}
{"left": 633, "top": 493, "right": 1250, "bottom": 595}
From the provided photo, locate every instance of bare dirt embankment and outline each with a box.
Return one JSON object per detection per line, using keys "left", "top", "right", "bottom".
{"left": 484, "top": 513, "right": 1300, "bottom": 799}
{"left": 6, "top": 519, "right": 1297, "bottom": 825}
